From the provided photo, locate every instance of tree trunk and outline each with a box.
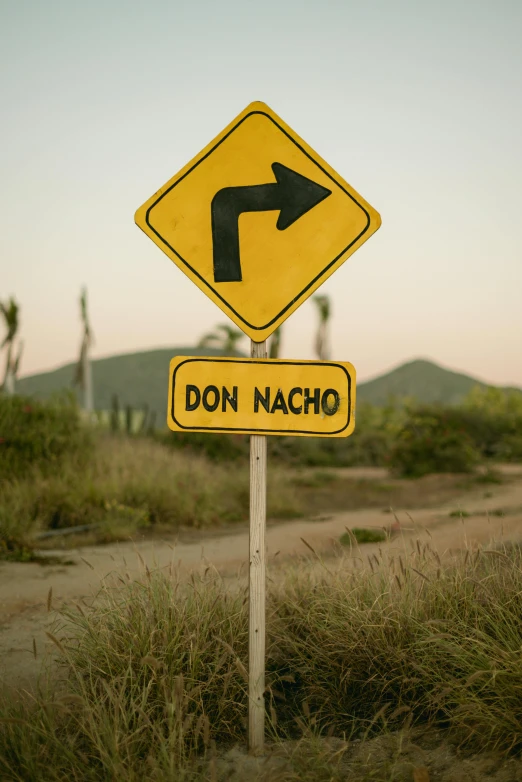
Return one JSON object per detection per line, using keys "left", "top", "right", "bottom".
{"left": 111, "top": 394, "right": 120, "bottom": 432}
{"left": 3, "top": 368, "right": 14, "bottom": 395}
{"left": 84, "top": 350, "right": 93, "bottom": 412}
{"left": 126, "top": 404, "right": 133, "bottom": 434}
{"left": 2, "top": 341, "right": 14, "bottom": 395}
{"left": 316, "top": 321, "right": 330, "bottom": 361}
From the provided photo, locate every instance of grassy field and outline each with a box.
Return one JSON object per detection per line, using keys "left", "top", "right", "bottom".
{"left": 1, "top": 539, "right": 522, "bottom": 780}
{"left": 3, "top": 386, "right": 522, "bottom": 560}
{"left": 0, "top": 433, "right": 300, "bottom": 555}
{"left": 2, "top": 394, "right": 522, "bottom": 778}
{"left": 1, "top": 430, "right": 498, "bottom": 559}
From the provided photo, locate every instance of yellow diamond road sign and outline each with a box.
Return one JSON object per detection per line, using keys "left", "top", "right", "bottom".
{"left": 135, "top": 101, "right": 381, "bottom": 342}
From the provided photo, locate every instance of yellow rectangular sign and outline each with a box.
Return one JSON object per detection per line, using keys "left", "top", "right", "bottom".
{"left": 167, "top": 356, "right": 356, "bottom": 437}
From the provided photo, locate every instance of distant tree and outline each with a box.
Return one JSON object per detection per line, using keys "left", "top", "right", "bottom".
{"left": 463, "top": 385, "right": 522, "bottom": 416}
{"left": 0, "top": 297, "right": 22, "bottom": 395}
{"left": 73, "top": 287, "right": 94, "bottom": 413}
{"left": 197, "top": 324, "right": 245, "bottom": 355}
{"left": 11, "top": 341, "right": 23, "bottom": 391}
{"left": 111, "top": 393, "right": 120, "bottom": 432}
{"left": 312, "top": 294, "right": 331, "bottom": 361}
{"left": 269, "top": 326, "right": 282, "bottom": 359}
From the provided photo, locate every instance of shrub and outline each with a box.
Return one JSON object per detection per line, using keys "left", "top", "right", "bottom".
{"left": 345, "top": 429, "right": 392, "bottom": 467}
{"left": 460, "top": 386, "right": 522, "bottom": 460}
{"left": 152, "top": 400, "right": 408, "bottom": 469}
{"left": 388, "top": 406, "right": 481, "bottom": 477}
{"left": 0, "top": 435, "right": 302, "bottom": 557}
{"left": 0, "top": 392, "right": 93, "bottom": 482}
{"left": 497, "top": 433, "right": 522, "bottom": 462}
{"left": 340, "top": 527, "right": 387, "bottom": 544}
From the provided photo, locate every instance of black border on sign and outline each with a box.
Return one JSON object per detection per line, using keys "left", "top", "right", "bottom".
{"left": 170, "top": 358, "right": 352, "bottom": 435}
{"left": 146, "top": 110, "right": 371, "bottom": 331}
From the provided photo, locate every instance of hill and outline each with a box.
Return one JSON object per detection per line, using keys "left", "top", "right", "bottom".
{"left": 358, "top": 358, "right": 522, "bottom": 407}
{"left": 16, "top": 347, "right": 246, "bottom": 425}
{"left": 16, "top": 352, "right": 521, "bottom": 425}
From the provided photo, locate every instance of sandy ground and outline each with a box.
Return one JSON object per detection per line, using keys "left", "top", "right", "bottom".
{"left": 1, "top": 465, "right": 522, "bottom": 690}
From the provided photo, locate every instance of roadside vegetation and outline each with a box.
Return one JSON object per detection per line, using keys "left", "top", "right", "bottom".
{"left": 0, "top": 402, "right": 300, "bottom": 560}
{"left": 1, "top": 386, "right": 521, "bottom": 560}
{"left": 1, "top": 538, "right": 522, "bottom": 780}
{"left": 158, "top": 386, "right": 522, "bottom": 471}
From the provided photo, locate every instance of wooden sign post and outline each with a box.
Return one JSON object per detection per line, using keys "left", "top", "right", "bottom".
{"left": 134, "top": 99, "right": 381, "bottom": 757}
{"left": 248, "top": 339, "right": 267, "bottom": 753}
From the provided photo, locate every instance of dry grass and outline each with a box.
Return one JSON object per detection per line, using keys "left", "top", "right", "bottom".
{"left": 1, "top": 537, "right": 522, "bottom": 779}
{"left": 2, "top": 434, "right": 492, "bottom": 558}
{"left": 290, "top": 469, "right": 501, "bottom": 516}
{"left": 0, "top": 435, "right": 301, "bottom": 554}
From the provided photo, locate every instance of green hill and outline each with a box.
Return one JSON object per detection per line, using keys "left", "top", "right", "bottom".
{"left": 16, "top": 347, "right": 246, "bottom": 424}
{"left": 357, "top": 358, "right": 521, "bottom": 406}
{"left": 16, "top": 352, "right": 521, "bottom": 425}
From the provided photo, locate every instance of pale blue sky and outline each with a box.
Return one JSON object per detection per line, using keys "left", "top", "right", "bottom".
{"left": 1, "top": 0, "right": 521, "bottom": 384}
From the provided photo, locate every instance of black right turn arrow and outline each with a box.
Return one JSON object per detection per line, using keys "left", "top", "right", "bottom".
{"left": 211, "top": 162, "right": 332, "bottom": 283}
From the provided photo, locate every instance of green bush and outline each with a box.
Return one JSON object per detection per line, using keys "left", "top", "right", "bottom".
{"left": 384, "top": 391, "right": 522, "bottom": 478}
{"left": 340, "top": 527, "right": 386, "bottom": 544}
{"left": 344, "top": 429, "right": 392, "bottom": 467}
{"left": 388, "top": 406, "right": 481, "bottom": 477}
{"left": 269, "top": 436, "right": 350, "bottom": 467}
{"left": 493, "top": 433, "right": 522, "bottom": 462}
{"left": 460, "top": 386, "right": 522, "bottom": 460}
{"left": 265, "top": 393, "right": 522, "bottom": 471}
{"left": 151, "top": 400, "right": 407, "bottom": 469}
{"left": 0, "top": 392, "right": 93, "bottom": 482}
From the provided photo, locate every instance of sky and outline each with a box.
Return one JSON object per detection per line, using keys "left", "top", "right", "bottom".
{"left": 1, "top": 0, "right": 521, "bottom": 386}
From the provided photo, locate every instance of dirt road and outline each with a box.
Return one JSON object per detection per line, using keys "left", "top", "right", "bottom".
{"left": 1, "top": 466, "right": 521, "bottom": 689}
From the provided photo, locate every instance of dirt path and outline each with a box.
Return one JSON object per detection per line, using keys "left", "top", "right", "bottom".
{"left": 1, "top": 467, "right": 522, "bottom": 689}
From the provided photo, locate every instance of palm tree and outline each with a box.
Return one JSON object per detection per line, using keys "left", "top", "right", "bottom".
{"left": 73, "top": 287, "right": 94, "bottom": 412}
{"left": 11, "top": 341, "right": 23, "bottom": 391}
{"left": 312, "top": 294, "right": 331, "bottom": 361}
{"left": 0, "top": 297, "right": 22, "bottom": 395}
{"left": 197, "top": 324, "right": 245, "bottom": 355}
{"left": 269, "top": 326, "right": 282, "bottom": 359}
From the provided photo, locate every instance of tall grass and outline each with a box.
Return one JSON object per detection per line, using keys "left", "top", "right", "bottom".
{"left": 1, "top": 539, "right": 521, "bottom": 779}
{"left": 1, "top": 429, "right": 485, "bottom": 559}
{"left": 0, "top": 434, "right": 301, "bottom": 555}
{"left": 271, "top": 543, "right": 522, "bottom": 751}
{"left": 0, "top": 392, "right": 93, "bottom": 481}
